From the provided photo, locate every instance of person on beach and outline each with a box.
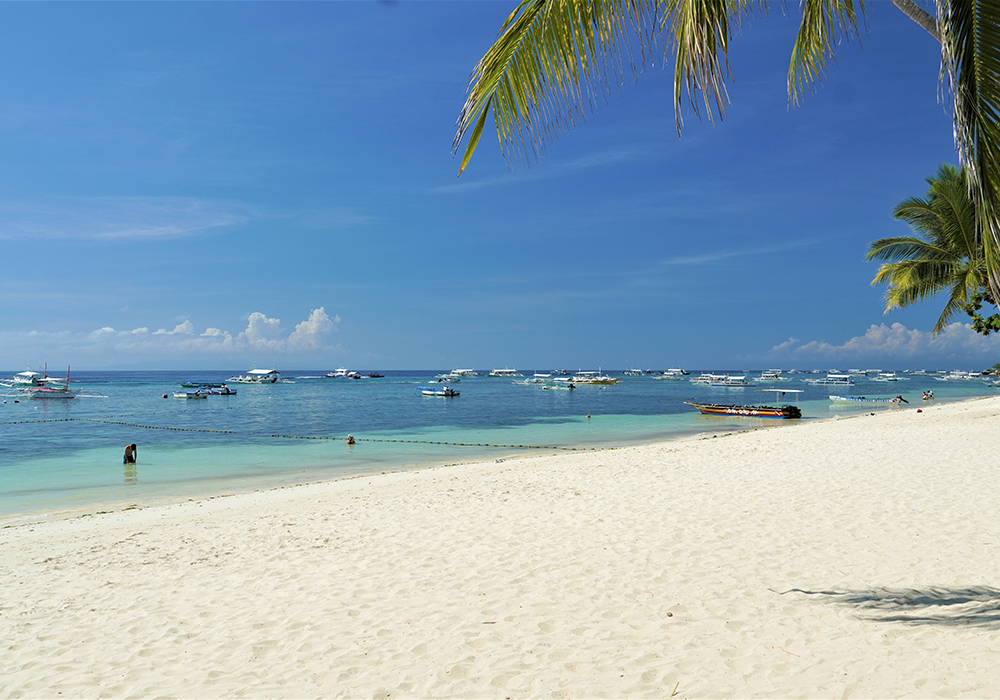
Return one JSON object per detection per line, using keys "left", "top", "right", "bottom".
{"left": 123, "top": 443, "right": 137, "bottom": 464}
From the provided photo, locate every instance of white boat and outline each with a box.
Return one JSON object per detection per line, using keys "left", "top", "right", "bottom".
{"left": 12, "top": 370, "right": 45, "bottom": 386}
{"left": 450, "top": 368, "right": 478, "bottom": 377}
{"left": 419, "top": 386, "right": 460, "bottom": 397}
{"left": 325, "top": 367, "right": 349, "bottom": 378}
{"left": 489, "top": 368, "right": 522, "bottom": 377}
{"left": 805, "top": 374, "right": 854, "bottom": 386}
{"left": 872, "top": 372, "right": 901, "bottom": 382}
{"left": 758, "top": 370, "right": 789, "bottom": 382}
{"left": 570, "top": 370, "right": 619, "bottom": 385}
{"left": 24, "top": 367, "right": 77, "bottom": 399}
{"left": 690, "top": 373, "right": 727, "bottom": 385}
{"left": 712, "top": 375, "right": 753, "bottom": 387}
{"left": 228, "top": 367, "right": 280, "bottom": 384}
{"left": 623, "top": 369, "right": 644, "bottom": 376}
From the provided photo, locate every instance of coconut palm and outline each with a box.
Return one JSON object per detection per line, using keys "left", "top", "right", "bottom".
{"left": 452, "top": 0, "right": 1000, "bottom": 297}
{"left": 866, "top": 164, "right": 985, "bottom": 334}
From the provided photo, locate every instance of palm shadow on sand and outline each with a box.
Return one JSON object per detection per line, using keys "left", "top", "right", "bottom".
{"left": 779, "top": 586, "right": 1000, "bottom": 628}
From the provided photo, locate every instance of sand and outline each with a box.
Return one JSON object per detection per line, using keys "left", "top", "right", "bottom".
{"left": 3, "top": 397, "right": 1000, "bottom": 698}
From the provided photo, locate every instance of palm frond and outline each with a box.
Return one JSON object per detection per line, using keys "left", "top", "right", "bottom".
{"left": 788, "top": 0, "right": 865, "bottom": 105}
{"left": 939, "top": 0, "right": 1000, "bottom": 293}
{"left": 453, "top": 0, "right": 659, "bottom": 176}
{"left": 662, "top": 0, "right": 760, "bottom": 132}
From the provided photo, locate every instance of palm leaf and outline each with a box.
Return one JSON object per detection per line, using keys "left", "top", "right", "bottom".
{"left": 939, "top": 0, "right": 1000, "bottom": 294}
{"left": 788, "top": 0, "right": 866, "bottom": 105}
{"left": 453, "top": 0, "right": 658, "bottom": 176}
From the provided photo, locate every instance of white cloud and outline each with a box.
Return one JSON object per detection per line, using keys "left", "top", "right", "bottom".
{"left": 769, "top": 322, "right": 1000, "bottom": 364}
{"left": 153, "top": 321, "right": 195, "bottom": 336}
{"left": 0, "top": 308, "right": 340, "bottom": 367}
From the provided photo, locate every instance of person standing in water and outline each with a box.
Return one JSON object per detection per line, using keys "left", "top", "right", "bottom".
{"left": 123, "top": 443, "right": 137, "bottom": 464}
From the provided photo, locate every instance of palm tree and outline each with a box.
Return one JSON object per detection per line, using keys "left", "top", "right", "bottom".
{"left": 866, "top": 164, "right": 985, "bottom": 334}
{"left": 452, "top": 0, "right": 1000, "bottom": 299}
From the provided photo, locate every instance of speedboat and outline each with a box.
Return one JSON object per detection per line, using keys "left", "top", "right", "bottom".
{"left": 228, "top": 367, "right": 280, "bottom": 383}
{"left": 419, "top": 386, "right": 460, "bottom": 397}
{"left": 325, "top": 368, "right": 349, "bottom": 378}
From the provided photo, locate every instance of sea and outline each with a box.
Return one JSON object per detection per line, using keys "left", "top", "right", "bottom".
{"left": 1, "top": 369, "right": 994, "bottom": 523}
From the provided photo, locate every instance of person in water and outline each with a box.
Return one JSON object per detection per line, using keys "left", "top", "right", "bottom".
{"left": 346, "top": 435, "right": 355, "bottom": 445}
{"left": 123, "top": 443, "right": 137, "bottom": 464}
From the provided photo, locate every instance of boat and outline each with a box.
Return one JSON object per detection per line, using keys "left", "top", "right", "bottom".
{"left": 419, "top": 386, "right": 460, "bottom": 397}
{"left": 325, "top": 368, "right": 349, "bottom": 378}
{"left": 228, "top": 366, "right": 280, "bottom": 383}
{"left": 685, "top": 389, "right": 804, "bottom": 419}
{"left": 690, "top": 373, "right": 727, "bottom": 385}
{"left": 367, "top": 372, "right": 385, "bottom": 378}
{"left": 180, "top": 381, "right": 226, "bottom": 388}
{"left": 12, "top": 369, "right": 45, "bottom": 386}
{"left": 450, "top": 369, "right": 478, "bottom": 377}
{"left": 488, "top": 368, "right": 522, "bottom": 377}
{"left": 830, "top": 395, "right": 908, "bottom": 404}
{"left": 656, "top": 369, "right": 689, "bottom": 379}
{"left": 24, "top": 367, "right": 77, "bottom": 399}
{"left": 758, "top": 370, "right": 790, "bottom": 382}
{"left": 872, "top": 372, "right": 901, "bottom": 382}
{"left": 570, "top": 370, "right": 619, "bottom": 385}
{"left": 197, "top": 384, "right": 236, "bottom": 395}
{"left": 805, "top": 373, "right": 854, "bottom": 386}
{"left": 173, "top": 391, "right": 208, "bottom": 399}
{"left": 623, "top": 369, "right": 644, "bottom": 376}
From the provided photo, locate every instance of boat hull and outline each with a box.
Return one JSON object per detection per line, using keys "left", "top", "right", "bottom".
{"left": 684, "top": 401, "right": 801, "bottom": 419}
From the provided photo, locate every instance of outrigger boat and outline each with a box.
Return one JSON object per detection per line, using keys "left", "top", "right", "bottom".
{"left": 829, "top": 394, "right": 908, "bottom": 404}
{"left": 685, "top": 389, "right": 803, "bottom": 419}
{"left": 24, "top": 366, "right": 78, "bottom": 399}
{"left": 173, "top": 391, "right": 209, "bottom": 399}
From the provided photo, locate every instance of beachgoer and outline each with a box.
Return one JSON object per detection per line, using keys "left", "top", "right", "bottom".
{"left": 896, "top": 395, "right": 909, "bottom": 404}
{"left": 123, "top": 443, "right": 137, "bottom": 464}
{"left": 346, "top": 435, "right": 355, "bottom": 445}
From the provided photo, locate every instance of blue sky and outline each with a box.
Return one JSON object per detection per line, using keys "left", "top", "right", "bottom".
{"left": 2, "top": 1, "right": 997, "bottom": 371}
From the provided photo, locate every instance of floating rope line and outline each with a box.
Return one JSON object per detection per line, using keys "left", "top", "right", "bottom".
{"left": 1, "top": 417, "right": 616, "bottom": 450}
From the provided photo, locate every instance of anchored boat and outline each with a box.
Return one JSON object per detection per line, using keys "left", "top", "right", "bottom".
{"left": 685, "top": 389, "right": 804, "bottom": 419}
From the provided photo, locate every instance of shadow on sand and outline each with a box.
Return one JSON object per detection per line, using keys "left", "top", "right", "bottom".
{"left": 779, "top": 586, "right": 1000, "bottom": 628}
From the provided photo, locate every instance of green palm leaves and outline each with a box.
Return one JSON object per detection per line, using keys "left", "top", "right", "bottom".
{"left": 453, "top": 0, "right": 865, "bottom": 176}
{"left": 867, "top": 164, "right": 985, "bottom": 333}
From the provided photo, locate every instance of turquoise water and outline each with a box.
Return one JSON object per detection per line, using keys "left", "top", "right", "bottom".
{"left": 1, "top": 370, "right": 993, "bottom": 521}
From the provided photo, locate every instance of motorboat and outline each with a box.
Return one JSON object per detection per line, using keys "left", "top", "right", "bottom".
{"left": 195, "top": 384, "right": 236, "bottom": 395}
{"left": 450, "top": 369, "right": 478, "bottom": 377}
{"left": 325, "top": 368, "right": 349, "bottom": 378}
{"left": 623, "top": 369, "right": 644, "bottom": 376}
{"left": 228, "top": 367, "right": 280, "bottom": 383}
{"left": 180, "top": 381, "right": 226, "bottom": 388}
{"left": 419, "top": 386, "right": 460, "bottom": 397}
{"left": 656, "top": 369, "right": 689, "bottom": 380}
{"left": 367, "top": 372, "right": 385, "bottom": 378}
{"left": 872, "top": 372, "right": 901, "bottom": 382}
{"left": 758, "top": 370, "right": 789, "bottom": 382}
{"left": 173, "top": 391, "right": 208, "bottom": 399}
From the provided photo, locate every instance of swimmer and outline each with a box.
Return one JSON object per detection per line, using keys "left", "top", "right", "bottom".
{"left": 346, "top": 434, "right": 355, "bottom": 445}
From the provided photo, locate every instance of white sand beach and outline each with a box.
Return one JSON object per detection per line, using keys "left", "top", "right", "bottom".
{"left": 3, "top": 397, "right": 1000, "bottom": 698}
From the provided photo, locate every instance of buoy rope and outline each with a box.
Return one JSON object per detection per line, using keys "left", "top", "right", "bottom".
{"left": 0, "top": 417, "right": 615, "bottom": 450}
